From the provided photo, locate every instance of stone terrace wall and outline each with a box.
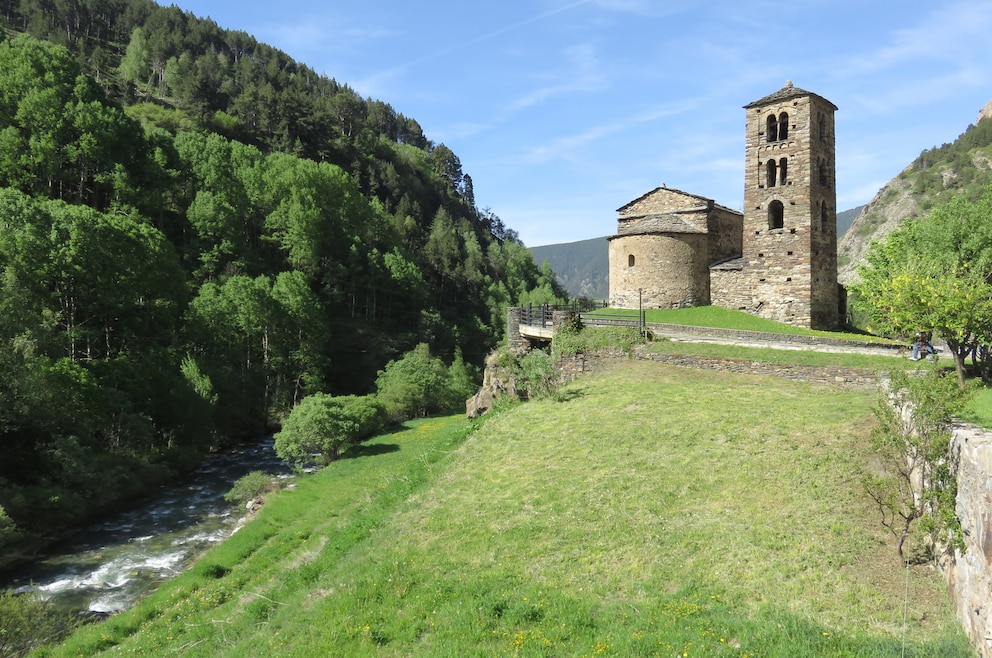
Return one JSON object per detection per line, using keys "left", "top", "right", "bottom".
{"left": 644, "top": 322, "right": 904, "bottom": 352}
{"left": 947, "top": 422, "right": 992, "bottom": 658}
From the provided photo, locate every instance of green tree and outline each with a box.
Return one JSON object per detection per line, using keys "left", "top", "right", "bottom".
{"left": 374, "top": 343, "right": 450, "bottom": 420}
{"left": 0, "top": 34, "right": 150, "bottom": 209}
{"left": 273, "top": 393, "right": 386, "bottom": 465}
{"left": 853, "top": 185, "right": 992, "bottom": 387}
{"left": 119, "top": 26, "right": 151, "bottom": 86}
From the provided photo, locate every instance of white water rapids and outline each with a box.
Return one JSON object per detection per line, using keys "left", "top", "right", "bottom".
{"left": 6, "top": 438, "right": 291, "bottom": 614}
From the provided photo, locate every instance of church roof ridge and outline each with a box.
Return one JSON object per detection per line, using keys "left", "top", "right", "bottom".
{"left": 744, "top": 80, "right": 837, "bottom": 111}
{"left": 616, "top": 183, "right": 712, "bottom": 213}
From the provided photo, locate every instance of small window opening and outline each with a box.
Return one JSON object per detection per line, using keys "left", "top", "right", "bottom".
{"left": 628, "top": 254, "right": 635, "bottom": 267}
{"left": 768, "top": 200, "right": 784, "bottom": 230}
{"left": 778, "top": 112, "right": 789, "bottom": 140}
{"left": 766, "top": 160, "right": 777, "bottom": 187}
{"left": 818, "top": 159, "right": 828, "bottom": 186}
{"left": 766, "top": 114, "right": 778, "bottom": 142}
{"left": 779, "top": 157, "right": 788, "bottom": 184}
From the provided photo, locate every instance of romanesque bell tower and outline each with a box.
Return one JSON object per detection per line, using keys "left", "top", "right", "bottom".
{"left": 742, "top": 82, "right": 839, "bottom": 329}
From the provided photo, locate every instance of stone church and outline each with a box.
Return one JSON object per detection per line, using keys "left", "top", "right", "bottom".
{"left": 607, "top": 81, "right": 841, "bottom": 329}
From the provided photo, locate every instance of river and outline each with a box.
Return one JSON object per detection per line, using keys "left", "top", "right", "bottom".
{"left": 6, "top": 438, "right": 291, "bottom": 615}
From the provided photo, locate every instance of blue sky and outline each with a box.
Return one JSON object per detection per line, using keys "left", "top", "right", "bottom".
{"left": 170, "top": 0, "right": 992, "bottom": 247}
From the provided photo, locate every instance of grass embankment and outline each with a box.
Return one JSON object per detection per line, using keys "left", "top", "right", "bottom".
{"left": 38, "top": 363, "right": 972, "bottom": 657}
{"left": 586, "top": 306, "right": 896, "bottom": 343}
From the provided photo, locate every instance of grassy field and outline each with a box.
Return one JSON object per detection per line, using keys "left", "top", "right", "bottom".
{"left": 584, "top": 306, "right": 897, "bottom": 343}
{"left": 641, "top": 338, "right": 908, "bottom": 370}
{"left": 37, "top": 361, "right": 973, "bottom": 657}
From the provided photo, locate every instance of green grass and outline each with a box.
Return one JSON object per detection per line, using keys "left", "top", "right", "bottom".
{"left": 641, "top": 337, "right": 911, "bottom": 371}
{"left": 36, "top": 363, "right": 972, "bottom": 657}
{"left": 960, "top": 384, "right": 992, "bottom": 428}
{"left": 585, "top": 306, "right": 895, "bottom": 342}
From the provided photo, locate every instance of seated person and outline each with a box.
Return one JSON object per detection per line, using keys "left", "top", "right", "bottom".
{"left": 911, "top": 331, "right": 936, "bottom": 360}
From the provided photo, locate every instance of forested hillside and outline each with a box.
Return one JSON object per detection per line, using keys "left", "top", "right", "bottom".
{"left": 0, "top": 0, "right": 565, "bottom": 553}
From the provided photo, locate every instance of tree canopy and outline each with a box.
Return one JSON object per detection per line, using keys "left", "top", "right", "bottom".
{"left": 0, "top": 6, "right": 566, "bottom": 547}
{"left": 853, "top": 183, "right": 992, "bottom": 386}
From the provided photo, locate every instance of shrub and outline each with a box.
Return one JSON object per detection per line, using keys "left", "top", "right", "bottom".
{"left": 0, "top": 589, "right": 68, "bottom": 657}
{"left": 864, "top": 367, "right": 971, "bottom": 561}
{"left": 274, "top": 394, "right": 387, "bottom": 466}
{"left": 375, "top": 343, "right": 478, "bottom": 420}
{"left": 514, "top": 349, "right": 557, "bottom": 400}
{"left": 224, "top": 471, "right": 275, "bottom": 505}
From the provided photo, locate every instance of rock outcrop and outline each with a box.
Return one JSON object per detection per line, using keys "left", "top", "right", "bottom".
{"left": 465, "top": 349, "right": 523, "bottom": 418}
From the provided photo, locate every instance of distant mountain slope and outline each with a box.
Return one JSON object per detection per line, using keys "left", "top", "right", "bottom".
{"left": 530, "top": 237, "right": 609, "bottom": 300}
{"left": 837, "top": 205, "right": 863, "bottom": 237}
{"left": 838, "top": 107, "right": 992, "bottom": 283}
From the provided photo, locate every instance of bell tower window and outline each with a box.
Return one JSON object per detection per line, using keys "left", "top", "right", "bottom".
{"left": 768, "top": 200, "right": 784, "bottom": 230}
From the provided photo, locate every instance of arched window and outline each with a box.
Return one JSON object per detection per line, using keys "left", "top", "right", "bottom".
{"left": 766, "top": 114, "right": 778, "bottom": 142}
{"left": 768, "top": 200, "right": 784, "bottom": 230}
{"left": 628, "top": 254, "right": 635, "bottom": 267}
{"left": 778, "top": 112, "right": 789, "bottom": 140}
{"left": 778, "top": 157, "right": 788, "bottom": 184}
{"left": 818, "top": 159, "right": 828, "bottom": 186}
{"left": 766, "top": 160, "right": 777, "bottom": 187}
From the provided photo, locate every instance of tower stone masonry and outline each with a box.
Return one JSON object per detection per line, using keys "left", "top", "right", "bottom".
{"left": 609, "top": 81, "right": 841, "bottom": 330}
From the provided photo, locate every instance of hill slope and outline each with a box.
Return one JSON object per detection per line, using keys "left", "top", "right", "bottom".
{"left": 839, "top": 106, "right": 992, "bottom": 283}
{"left": 46, "top": 362, "right": 969, "bottom": 656}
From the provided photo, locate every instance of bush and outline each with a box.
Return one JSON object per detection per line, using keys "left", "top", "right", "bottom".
{"left": 514, "top": 349, "right": 557, "bottom": 400}
{"left": 0, "top": 589, "right": 68, "bottom": 657}
{"left": 274, "top": 394, "right": 387, "bottom": 466}
{"left": 375, "top": 344, "right": 479, "bottom": 420}
{"left": 224, "top": 471, "right": 275, "bottom": 505}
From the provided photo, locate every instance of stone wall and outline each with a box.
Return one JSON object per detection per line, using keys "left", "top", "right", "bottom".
{"left": 707, "top": 206, "right": 744, "bottom": 264}
{"left": 946, "top": 422, "right": 992, "bottom": 658}
{"left": 608, "top": 232, "right": 710, "bottom": 309}
{"left": 505, "top": 307, "right": 529, "bottom": 351}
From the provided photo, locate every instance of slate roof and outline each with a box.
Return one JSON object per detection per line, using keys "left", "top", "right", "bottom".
{"left": 615, "top": 213, "right": 707, "bottom": 236}
{"left": 744, "top": 81, "right": 838, "bottom": 111}
{"left": 709, "top": 256, "right": 745, "bottom": 270}
{"left": 616, "top": 184, "right": 739, "bottom": 216}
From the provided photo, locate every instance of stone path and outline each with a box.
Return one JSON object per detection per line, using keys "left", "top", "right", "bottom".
{"left": 624, "top": 323, "right": 919, "bottom": 389}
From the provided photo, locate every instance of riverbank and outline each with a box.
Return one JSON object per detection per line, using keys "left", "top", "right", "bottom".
{"left": 2, "top": 437, "right": 289, "bottom": 614}
{"left": 36, "top": 367, "right": 971, "bottom": 657}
